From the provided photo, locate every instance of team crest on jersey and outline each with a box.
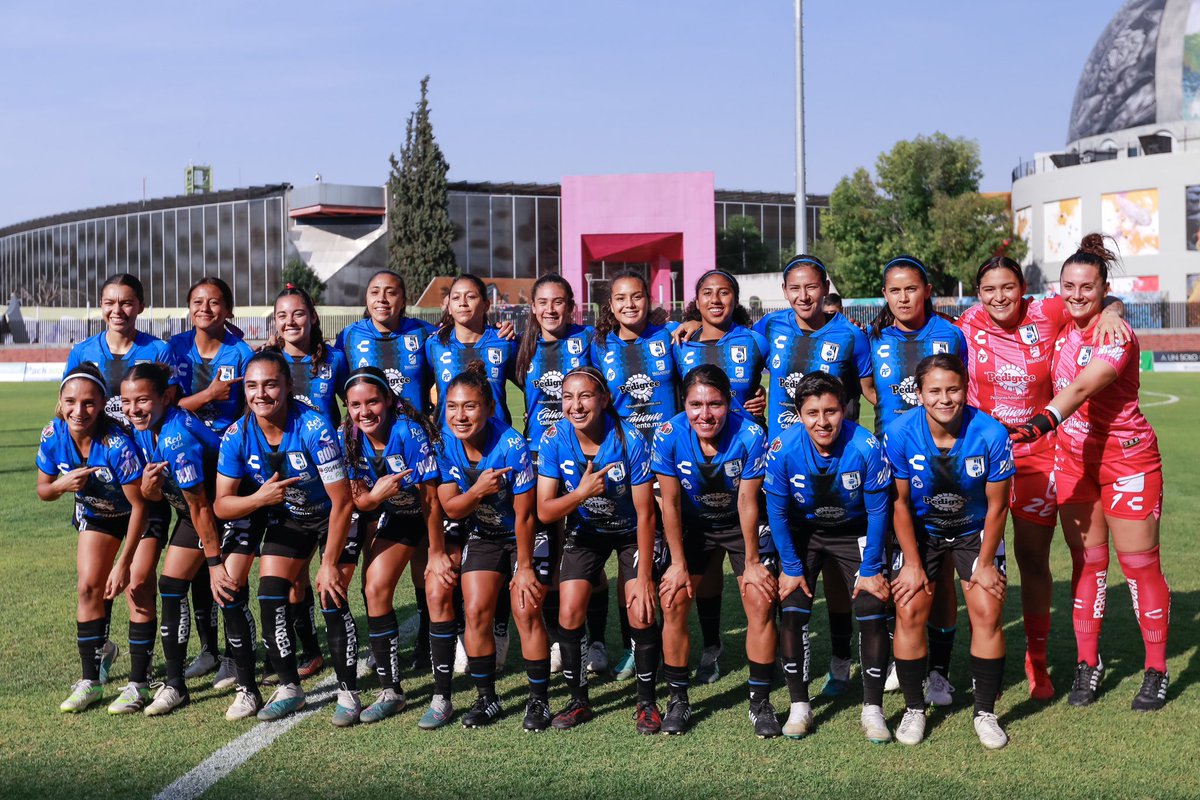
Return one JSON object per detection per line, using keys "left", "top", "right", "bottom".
{"left": 94, "top": 467, "right": 113, "bottom": 483}
{"left": 731, "top": 346, "right": 748, "bottom": 364}
{"left": 403, "top": 335, "right": 420, "bottom": 352}
{"left": 288, "top": 452, "right": 308, "bottom": 471}
{"left": 41, "top": 423, "right": 55, "bottom": 440}
{"left": 386, "top": 454, "right": 407, "bottom": 473}
{"left": 1077, "top": 346, "right": 1093, "bottom": 367}
{"left": 487, "top": 348, "right": 503, "bottom": 365}
{"left": 725, "top": 459, "right": 743, "bottom": 478}
{"left": 608, "top": 462, "right": 626, "bottom": 483}
{"left": 820, "top": 342, "right": 840, "bottom": 362}
{"left": 658, "top": 422, "right": 673, "bottom": 436}
{"left": 567, "top": 338, "right": 584, "bottom": 355}
{"left": 932, "top": 341, "right": 949, "bottom": 354}
{"left": 841, "top": 471, "right": 861, "bottom": 491}
{"left": 770, "top": 438, "right": 783, "bottom": 453}
{"left": 317, "top": 363, "right": 333, "bottom": 380}
{"left": 218, "top": 365, "right": 236, "bottom": 381}
{"left": 965, "top": 456, "right": 985, "bottom": 478}
{"left": 1019, "top": 324, "right": 1040, "bottom": 346}
{"left": 649, "top": 340, "right": 667, "bottom": 358}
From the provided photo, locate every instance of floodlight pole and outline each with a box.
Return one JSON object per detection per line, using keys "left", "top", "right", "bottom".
{"left": 794, "top": 0, "right": 808, "bottom": 253}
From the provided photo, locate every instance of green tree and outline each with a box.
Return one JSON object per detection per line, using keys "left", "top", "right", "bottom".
{"left": 716, "top": 215, "right": 771, "bottom": 274}
{"left": 282, "top": 259, "right": 325, "bottom": 304}
{"left": 388, "top": 75, "right": 456, "bottom": 299}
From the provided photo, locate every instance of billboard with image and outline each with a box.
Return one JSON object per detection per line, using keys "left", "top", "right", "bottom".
{"left": 1044, "top": 198, "right": 1081, "bottom": 261}
{"left": 1187, "top": 185, "right": 1200, "bottom": 252}
{"left": 1013, "top": 206, "right": 1033, "bottom": 265}
{"left": 1101, "top": 189, "right": 1159, "bottom": 256}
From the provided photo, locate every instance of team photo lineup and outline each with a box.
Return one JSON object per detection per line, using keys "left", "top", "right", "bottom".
{"left": 42, "top": 232, "right": 1173, "bottom": 752}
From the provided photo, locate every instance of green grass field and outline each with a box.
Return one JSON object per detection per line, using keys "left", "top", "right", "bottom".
{"left": 1, "top": 378, "right": 1197, "bottom": 799}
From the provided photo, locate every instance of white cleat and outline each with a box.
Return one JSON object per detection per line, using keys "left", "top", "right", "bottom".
{"left": 225, "top": 686, "right": 261, "bottom": 721}
{"left": 860, "top": 704, "right": 892, "bottom": 743}
{"left": 973, "top": 711, "right": 1009, "bottom": 749}
{"left": 925, "top": 670, "right": 955, "bottom": 707}
{"left": 782, "top": 701, "right": 814, "bottom": 738}
{"left": 183, "top": 650, "right": 219, "bottom": 679}
{"left": 884, "top": 661, "right": 900, "bottom": 692}
{"left": 549, "top": 642, "right": 563, "bottom": 674}
{"left": 896, "top": 708, "right": 927, "bottom": 745}
{"left": 144, "top": 683, "right": 189, "bottom": 716}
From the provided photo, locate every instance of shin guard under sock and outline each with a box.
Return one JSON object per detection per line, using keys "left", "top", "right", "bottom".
{"left": 128, "top": 620, "right": 157, "bottom": 684}
{"left": 190, "top": 567, "right": 219, "bottom": 657}
{"left": 259, "top": 576, "right": 300, "bottom": 685}
{"left": 858, "top": 615, "right": 889, "bottom": 707}
{"left": 429, "top": 620, "right": 457, "bottom": 697}
{"left": 159, "top": 575, "right": 192, "bottom": 686}
{"left": 292, "top": 585, "right": 322, "bottom": 659}
{"left": 895, "top": 657, "right": 928, "bottom": 710}
{"left": 1024, "top": 612, "right": 1051, "bottom": 666}
{"left": 322, "top": 600, "right": 359, "bottom": 690}
{"left": 971, "top": 654, "right": 1005, "bottom": 715}
{"left": 1117, "top": 547, "right": 1171, "bottom": 672}
{"left": 927, "top": 624, "right": 956, "bottom": 679}
{"left": 77, "top": 618, "right": 106, "bottom": 681}
{"left": 1073, "top": 545, "right": 1109, "bottom": 667}
{"left": 780, "top": 606, "right": 812, "bottom": 703}
{"left": 367, "top": 613, "right": 400, "bottom": 691}
{"left": 221, "top": 586, "right": 257, "bottom": 690}
{"left": 630, "top": 625, "right": 661, "bottom": 705}
{"left": 559, "top": 624, "right": 588, "bottom": 701}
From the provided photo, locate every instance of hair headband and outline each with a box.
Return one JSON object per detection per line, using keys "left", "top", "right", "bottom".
{"left": 883, "top": 256, "right": 929, "bottom": 280}
{"left": 345, "top": 371, "right": 392, "bottom": 394}
{"left": 696, "top": 269, "right": 739, "bottom": 288}
{"left": 61, "top": 371, "right": 107, "bottom": 393}
{"left": 783, "top": 256, "right": 828, "bottom": 279}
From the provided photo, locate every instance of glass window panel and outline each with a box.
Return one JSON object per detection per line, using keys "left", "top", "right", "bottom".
{"left": 490, "top": 197, "right": 513, "bottom": 279}
{"left": 204, "top": 206, "right": 219, "bottom": 277}
{"left": 467, "top": 195, "right": 489, "bottom": 276}
{"left": 743, "top": 204, "right": 764, "bottom": 236}
{"left": 234, "top": 202, "right": 249, "bottom": 307}
{"left": 151, "top": 213, "right": 167, "bottom": 306}
{"left": 249, "top": 200, "right": 266, "bottom": 309}
{"left": 536, "top": 198, "right": 559, "bottom": 274}
{"left": 448, "top": 194, "right": 468, "bottom": 270}
{"left": 190, "top": 208, "right": 205, "bottom": 282}
{"left": 163, "top": 211, "right": 178, "bottom": 308}
{"left": 512, "top": 197, "right": 536, "bottom": 279}
{"left": 218, "top": 204, "right": 234, "bottom": 285}
{"left": 780, "top": 205, "right": 796, "bottom": 254}
{"left": 265, "top": 198, "right": 283, "bottom": 303}
{"left": 763, "top": 204, "right": 781, "bottom": 258}
{"left": 138, "top": 214, "right": 152, "bottom": 305}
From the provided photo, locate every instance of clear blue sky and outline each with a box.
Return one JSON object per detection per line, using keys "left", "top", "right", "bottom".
{"left": 0, "top": 0, "right": 1124, "bottom": 226}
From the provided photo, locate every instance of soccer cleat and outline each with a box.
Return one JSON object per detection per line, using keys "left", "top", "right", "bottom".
{"left": 522, "top": 696, "right": 552, "bottom": 732}
{"left": 144, "top": 683, "right": 189, "bottom": 716}
{"left": 1067, "top": 659, "right": 1105, "bottom": 707}
{"left": 361, "top": 688, "right": 406, "bottom": 724}
{"left": 586, "top": 641, "right": 609, "bottom": 674}
{"left": 183, "top": 650, "right": 219, "bottom": 679}
{"left": 549, "top": 642, "right": 563, "bottom": 674}
{"left": 782, "top": 701, "right": 814, "bottom": 738}
{"left": 98, "top": 641, "right": 120, "bottom": 685}
{"left": 1024, "top": 651, "right": 1054, "bottom": 701}
{"left": 107, "top": 682, "right": 151, "bottom": 715}
{"left": 418, "top": 695, "right": 454, "bottom": 730}
{"left": 973, "top": 711, "right": 1009, "bottom": 749}
{"left": 860, "top": 704, "right": 892, "bottom": 743}
{"left": 495, "top": 633, "right": 510, "bottom": 672}
{"left": 461, "top": 694, "right": 502, "bottom": 728}
{"left": 213, "top": 657, "right": 238, "bottom": 691}
{"left": 297, "top": 653, "right": 325, "bottom": 680}
{"left": 611, "top": 648, "right": 636, "bottom": 681}
{"left": 660, "top": 698, "right": 692, "bottom": 735}
{"left": 551, "top": 699, "right": 595, "bottom": 730}
{"left": 224, "top": 686, "right": 262, "bottom": 721}
{"left": 59, "top": 679, "right": 103, "bottom": 713}
{"left": 453, "top": 635, "right": 468, "bottom": 675}
{"left": 924, "top": 670, "right": 955, "bottom": 707}
{"left": 257, "top": 683, "right": 306, "bottom": 721}
{"left": 884, "top": 660, "right": 900, "bottom": 692}
{"left": 748, "top": 699, "right": 782, "bottom": 739}
{"left": 695, "top": 645, "right": 723, "bottom": 685}
{"left": 821, "top": 656, "right": 853, "bottom": 698}
{"left": 1131, "top": 668, "right": 1169, "bottom": 712}
{"left": 634, "top": 701, "right": 663, "bottom": 735}
{"left": 895, "top": 708, "right": 927, "bottom": 745}
{"left": 331, "top": 688, "right": 362, "bottom": 727}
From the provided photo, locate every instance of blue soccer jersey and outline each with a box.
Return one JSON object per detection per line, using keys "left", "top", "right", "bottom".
{"left": 884, "top": 405, "right": 1015, "bottom": 540}
{"left": 65, "top": 331, "right": 178, "bottom": 422}
{"left": 131, "top": 406, "right": 222, "bottom": 516}
{"left": 336, "top": 317, "right": 437, "bottom": 411}
{"left": 217, "top": 404, "right": 347, "bottom": 521}
{"left": 651, "top": 411, "right": 767, "bottom": 534}
{"left": 870, "top": 315, "right": 967, "bottom": 427}
{"left": 343, "top": 414, "right": 440, "bottom": 520}
{"left": 426, "top": 329, "right": 517, "bottom": 421}
{"left": 763, "top": 420, "right": 892, "bottom": 578}
{"left": 37, "top": 418, "right": 144, "bottom": 522}
{"left": 522, "top": 324, "right": 594, "bottom": 449}
{"left": 753, "top": 311, "right": 872, "bottom": 439}
{"left": 672, "top": 325, "right": 768, "bottom": 411}
{"left": 437, "top": 420, "right": 535, "bottom": 539}
{"left": 591, "top": 324, "right": 679, "bottom": 439}
{"left": 537, "top": 416, "right": 652, "bottom": 537}
{"left": 280, "top": 347, "right": 350, "bottom": 423}
{"left": 168, "top": 329, "right": 255, "bottom": 433}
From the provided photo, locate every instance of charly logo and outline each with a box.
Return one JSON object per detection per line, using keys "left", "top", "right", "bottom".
{"left": 986, "top": 364, "right": 1036, "bottom": 394}
{"left": 620, "top": 374, "right": 660, "bottom": 402}
{"left": 927, "top": 492, "right": 966, "bottom": 513}
{"left": 532, "top": 370, "right": 564, "bottom": 399}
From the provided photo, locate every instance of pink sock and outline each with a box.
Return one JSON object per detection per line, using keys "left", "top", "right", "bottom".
{"left": 1024, "top": 612, "right": 1051, "bottom": 665}
{"left": 1117, "top": 548, "right": 1171, "bottom": 673}
{"left": 1072, "top": 545, "right": 1109, "bottom": 667}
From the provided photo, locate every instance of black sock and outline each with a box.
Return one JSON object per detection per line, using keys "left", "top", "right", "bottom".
{"left": 780, "top": 608, "right": 812, "bottom": 703}
{"left": 453, "top": 586, "right": 466, "bottom": 636}
{"left": 414, "top": 586, "right": 430, "bottom": 660}
{"left": 895, "top": 657, "right": 928, "bottom": 711}
{"left": 617, "top": 598, "right": 632, "bottom": 649}
{"left": 493, "top": 590, "right": 510, "bottom": 639}
{"left": 858, "top": 615, "right": 890, "bottom": 707}
{"left": 467, "top": 654, "right": 497, "bottom": 698}
{"left": 559, "top": 624, "right": 588, "bottom": 702}
{"left": 748, "top": 660, "right": 774, "bottom": 703}
{"left": 928, "top": 624, "right": 956, "bottom": 680}
{"left": 664, "top": 663, "right": 690, "bottom": 702}
{"left": 221, "top": 586, "right": 257, "bottom": 691}
{"left": 293, "top": 586, "right": 322, "bottom": 659}
{"left": 103, "top": 599, "right": 114, "bottom": 643}
{"left": 696, "top": 594, "right": 723, "bottom": 650}
{"left": 128, "top": 620, "right": 157, "bottom": 684}
{"left": 971, "top": 655, "right": 1005, "bottom": 715}
{"left": 322, "top": 600, "right": 359, "bottom": 691}
{"left": 159, "top": 575, "right": 192, "bottom": 686}
{"left": 190, "top": 567, "right": 219, "bottom": 657}
{"left": 586, "top": 584, "right": 608, "bottom": 646}
{"left": 429, "top": 620, "right": 456, "bottom": 697}
{"left": 259, "top": 576, "right": 299, "bottom": 685}
{"left": 367, "top": 613, "right": 400, "bottom": 692}
{"left": 829, "top": 610, "right": 853, "bottom": 661}
{"left": 77, "top": 618, "right": 106, "bottom": 681}
{"left": 527, "top": 657, "right": 550, "bottom": 701}
{"left": 542, "top": 589, "right": 561, "bottom": 646}
{"left": 630, "top": 625, "right": 660, "bottom": 705}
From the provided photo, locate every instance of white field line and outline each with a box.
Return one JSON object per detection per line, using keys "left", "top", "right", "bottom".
{"left": 1141, "top": 390, "right": 1180, "bottom": 408}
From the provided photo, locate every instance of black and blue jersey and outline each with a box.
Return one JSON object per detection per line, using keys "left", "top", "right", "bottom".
{"left": 537, "top": 416, "right": 652, "bottom": 537}
{"left": 591, "top": 324, "right": 679, "bottom": 439}
{"left": 883, "top": 405, "right": 1015, "bottom": 540}
{"left": 217, "top": 404, "right": 347, "bottom": 521}
{"left": 280, "top": 348, "right": 350, "bottom": 423}
{"left": 65, "top": 331, "right": 178, "bottom": 421}
{"left": 650, "top": 411, "right": 767, "bottom": 534}
{"left": 869, "top": 315, "right": 967, "bottom": 427}
{"left": 763, "top": 420, "right": 892, "bottom": 578}
{"left": 425, "top": 329, "right": 517, "bottom": 421}
{"left": 522, "top": 324, "right": 594, "bottom": 450}
{"left": 437, "top": 420, "right": 535, "bottom": 539}
{"left": 168, "top": 329, "right": 255, "bottom": 433}
{"left": 37, "top": 418, "right": 144, "bottom": 523}
{"left": 672, "top": 325, "right": 768, "bottom": 411}
{"left": 753, "top": 311, "right": 871, "bottom": 440}
{"left": 343, "top": 415, "right": 440, "bottom": 520}
{"left": 131, "top": 406, "right": 222, "bottom": 516}
{"left": 336, "top": 317, "right": 437, "bottom": 411}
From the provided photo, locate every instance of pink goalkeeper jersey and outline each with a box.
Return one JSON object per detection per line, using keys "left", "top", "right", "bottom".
{"left": 1053, "top": 317, "right": 1156, "bottom": 463}
{"left": 957, "top": 296, "right": 1070, "bottom": 458}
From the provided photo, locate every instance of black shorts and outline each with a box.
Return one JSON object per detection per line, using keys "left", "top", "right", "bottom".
{"left": 222, "top": 514, "right": 264, "bottom": 557}
{"left": 460, "top": 533, "right": 553, "bottom": 585}
{"left": 260, "top": 516, "right": 361, "bottom": 565}
{"left": 756, "top": 523, "right": 781, "bottom": 577}
{"left": 788, "top": 528, "right": 868, "bottom": 595}
{"left": 142, "top": 500, "right": 172, "bottom": 544}
{"left": 678, "top": 525, "right": 748, "bottom": 577}
{"left": 889, "top": 531, "right": 1007, "bottom": 583}
{"left": 558, "top": 530, "right": 654, "bottom": 585}
{"left": 169, "top": 514, "right": 201, "bottom": 550}
{"left": 77, "top": 514, "right": 132, "bottom": 540}
{"left": 443, "top": 518, "right": 468, "bottom": 548}
{"left": 375, "top": 511, "right": 424, "bottom": 548}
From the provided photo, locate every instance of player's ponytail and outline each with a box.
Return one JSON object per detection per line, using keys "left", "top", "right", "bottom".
{"left": 445, "top": 359, "right": 495, "bottom": 412}
{"left": 1065, "top": 233, "right": 1120, "bottom": 283}
{"left": 122, "top": 362, "right": 176, "bottom": 402}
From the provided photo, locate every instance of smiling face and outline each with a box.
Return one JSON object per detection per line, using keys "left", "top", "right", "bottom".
{"left": 121, "top": 378, "right": 167, "bottom": 432}
{"left": 444, "top": 383, "right": 492, "bottom": 442}
{"left": 1059, "top": 262, "right": 1107, "bottom": 325}
{"left": 345, "top": 381, "right": 392, "bottom": 439}
{"left": 976, "top": 267, "right": 1024, "bottom": 328}
{"left": 783, "top": 265, "right": 829, "bottom": 327}
{"left": 917, "top": 367, "right": 966, "bottom": 428}
{"left": 244, "top": 360, "right": 290, "bottom": 424}
{"left": 189, "top": 283, "right": 231, "bottom": 336}
{"left": 366, "top": 273, "right": 405, "bottom": 329}
{"left": 533, "top": 281, "right": 573, "bottom": 338}
{"left": 685, "top": 381, "right": 729, "bottom": 441}
{"left": 561, "top": 373, "right": 608, "bottom": 434}
{"left": 609, "top": 276, "right": 649, "bottom": 334}
{"left": 448, "top": 279, "right": 488, "bottom": 331}
{"left": 799, "top": 392, "right": 844, "bottom": 452}
{"left": 59, "top": 379, "right": 105, "bottom": 436}
{"left": 101, "top": 283, "right": 143, "bottom": 338}
{"left": 883, "top": 267, "right": 931, "bottom": 330}
{"left": 273, "top": 295, "right": 313, "bottom": 350}
{"left": 696, "top": 274, "right": 736, "bottom": 329}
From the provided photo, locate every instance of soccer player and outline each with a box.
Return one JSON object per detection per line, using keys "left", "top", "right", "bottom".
{"left": 536, "top": 367, "right": 661, "bottom": 733}
{"left": 885, "top": 354, "right": 1014, "bottom": 749}
{"left": 1010, "top": 234, "right": 1171, "bottom": 711}
{"left": 763, "top": 373, "right": 893, "bottom": 743}
{"left": 265, "top": 285, "right": 349, "bottom": 424}
{"left": 38, "top": 365, "right": 150, "bottom": 713}
{"left": 214, "top": 351, "right": 359, "bottom": 724}
{"left": 435, "top": 361, "right": 550, "bottom": 730}
{"left": 340, "top": 366, "right": 442, "bottom": 723}
{"left": 653, "top": 365, "right": 780, "bottom": 737}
